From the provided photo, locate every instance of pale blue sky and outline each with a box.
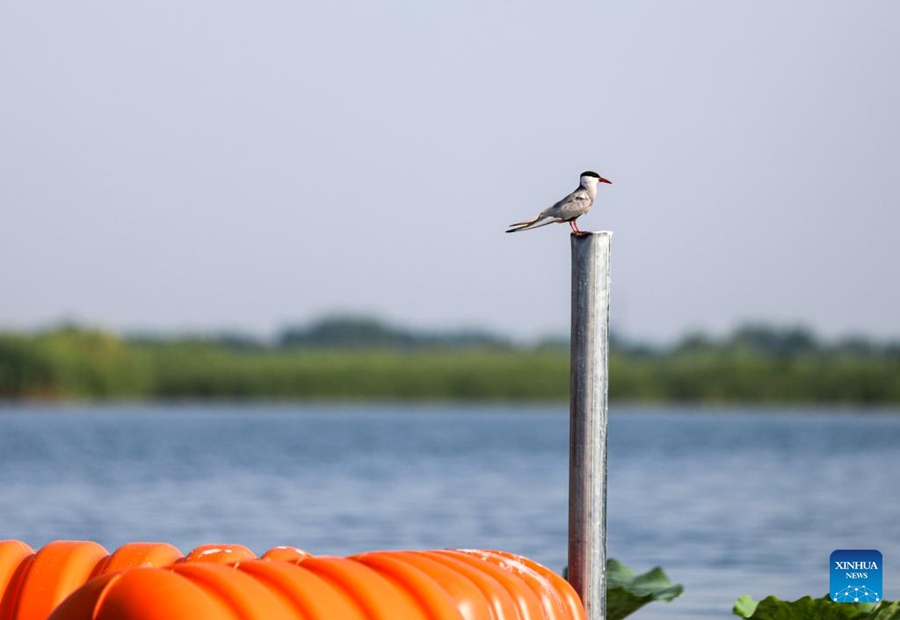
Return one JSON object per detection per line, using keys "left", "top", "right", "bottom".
{"left": 2, "top": 2, "right": 898, "bottom": 342}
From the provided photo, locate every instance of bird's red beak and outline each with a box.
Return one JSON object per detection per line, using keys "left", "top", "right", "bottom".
{"left": 599, "top": 177, "right": 612, "bottom": 184}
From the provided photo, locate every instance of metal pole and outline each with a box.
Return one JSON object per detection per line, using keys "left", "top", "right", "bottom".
{"left": 568, "top": 231, "right": 612, "bottom": 620}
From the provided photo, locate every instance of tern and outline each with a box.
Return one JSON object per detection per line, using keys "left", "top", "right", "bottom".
{"left": 505, "top": 171, "right": 612, "bottom": 234}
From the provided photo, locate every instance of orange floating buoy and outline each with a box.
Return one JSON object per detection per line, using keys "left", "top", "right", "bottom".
{"left": 297, "top": 556, "right": 431, "bottom": 620}
{"left": 466, "top": 550, "right": 585, "bottom": 620}
{"left": 0, "top": 541, "right": 584, "bottom": 620}
{"left": 168, "top": 562, "right": 300, "bottom": 620}
{"left": 237, "top": 560, "right": 368, "bottom": 620}
{"left": 91, "top": 542, "right": 183, "bottom": 577}
{"left": 14, "top": 541, "right": 108, "bottom": 620}
{"left": 374, "top": 551, "right": 498, "bottom": 620}
{"left": 44, "top": 573, "right": 122, "bottom": 620}
{"left": 0, "top": 540, "right": 35, "bottom": 620}
{"left": 57, "top": 568, "right": 233, "bottom": 620}
{"left": 181, "top": 544, "right": 256, "bottom": 565}
{"left": 350, "top": 553, "right": 461, "bottom": 620}
{"left": 430, "top": 550, "right": 549, "bottom": 620}
{"left": 260, "top": 546, "right": 311, "bottom": 564}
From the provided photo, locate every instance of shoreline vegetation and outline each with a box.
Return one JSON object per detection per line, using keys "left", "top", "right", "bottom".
{"left": 1, "top": 317, "right": 898, "bottom": 404}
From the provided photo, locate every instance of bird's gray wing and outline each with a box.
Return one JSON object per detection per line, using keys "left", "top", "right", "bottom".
{"left": 543, "top": 188, "right": 593, "bottom": 222}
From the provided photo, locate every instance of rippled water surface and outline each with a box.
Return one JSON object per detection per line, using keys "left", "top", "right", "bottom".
{"left": 1, "top": 403, "right": 898, "bottom": 618}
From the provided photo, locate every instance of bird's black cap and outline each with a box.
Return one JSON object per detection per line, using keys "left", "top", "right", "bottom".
{"left": 580, "top": 170, "right": 612, "bottom": 184}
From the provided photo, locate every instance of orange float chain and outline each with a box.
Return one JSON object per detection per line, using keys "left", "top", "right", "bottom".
{"left": 0, "top": 540, "right": 585, "bottom": 620}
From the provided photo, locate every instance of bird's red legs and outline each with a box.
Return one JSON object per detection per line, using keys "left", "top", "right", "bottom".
{"left": 570, "top": 221, "right": 582, "bottom": 233}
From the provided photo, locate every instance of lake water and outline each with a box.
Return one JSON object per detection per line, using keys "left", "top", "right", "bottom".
{"left": 0, "top": 403, "right": 898, "bottom": 618}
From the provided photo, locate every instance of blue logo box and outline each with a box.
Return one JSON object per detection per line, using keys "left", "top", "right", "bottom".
{"left": 831, "top": 550, "right": 882, "bottom": 603}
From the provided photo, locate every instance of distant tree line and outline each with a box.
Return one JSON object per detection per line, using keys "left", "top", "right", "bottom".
{"left": 618, "top": 324, "right": 900, "bottom": 359}
{"left": 128, "top": 316, "right": 900, "bottom": 357}
{"left": 125, "top": 316, "right": 513, "bottom": 351}
{"left": 277, "top": 316, "right": 512, "bottom": 350}
{"left": 1, "top": 318, "right": 898, "bottom": 403}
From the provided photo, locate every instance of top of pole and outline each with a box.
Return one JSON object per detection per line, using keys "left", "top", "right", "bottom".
{"left": 570, "top": 230, "right": 614, "bottom": 238}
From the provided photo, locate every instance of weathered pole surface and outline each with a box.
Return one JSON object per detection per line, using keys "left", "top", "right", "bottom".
{"left": 568, "top": 231, "right": 612, "bottom": 620}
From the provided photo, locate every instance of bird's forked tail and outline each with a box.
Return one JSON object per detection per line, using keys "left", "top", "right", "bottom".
{"left": 505, "top": 215, "right": 554, "bottom": 233}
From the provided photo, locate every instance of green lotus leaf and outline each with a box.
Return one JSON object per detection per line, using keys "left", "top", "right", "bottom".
{"left": 605, "top": 559, "right": 684, "bottom": 620}
{"left": 733, "top": 594, "right": 900, "bottom": 620}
